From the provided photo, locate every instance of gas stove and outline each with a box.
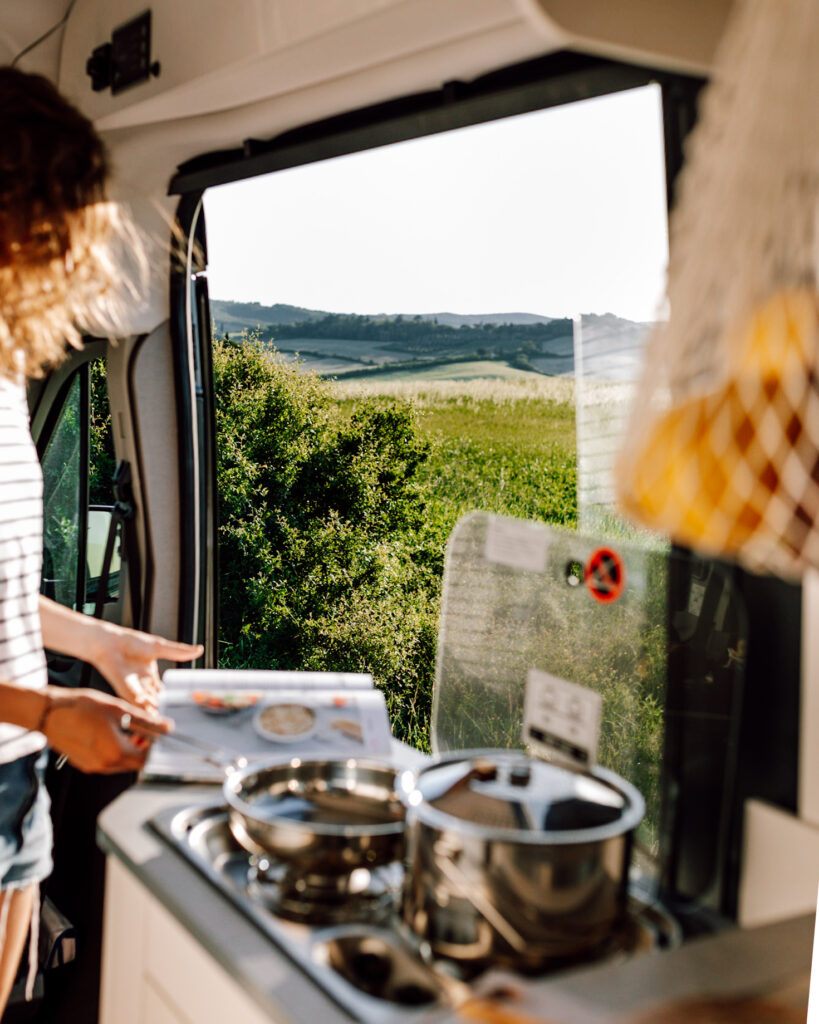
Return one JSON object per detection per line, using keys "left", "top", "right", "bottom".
{"left": 150, "top": 803, "right": 682, "bottom": 1023}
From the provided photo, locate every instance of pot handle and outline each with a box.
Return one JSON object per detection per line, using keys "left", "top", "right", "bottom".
{"left": 433, "top": 853, "right": 529, "bottom": 955}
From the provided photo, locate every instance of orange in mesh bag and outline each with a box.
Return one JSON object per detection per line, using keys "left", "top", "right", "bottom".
{"left": 614, "top": 0, "right": 819, "bottom": 576}
{"left": 617, "top": 288, "right": 819, "bottom": 572}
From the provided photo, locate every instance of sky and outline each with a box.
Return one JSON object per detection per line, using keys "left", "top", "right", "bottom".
{"left": 203, "top": 84, "right": 669, "bottom": 324}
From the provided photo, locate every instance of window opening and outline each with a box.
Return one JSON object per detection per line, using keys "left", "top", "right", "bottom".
{"left": 40, "top": 357, "right": 119, "bottom": 616}
{"left": 203, "top": 81, "right": 668, "bottom": 753}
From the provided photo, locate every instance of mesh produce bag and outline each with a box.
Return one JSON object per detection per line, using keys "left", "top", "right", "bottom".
{"left": 616, "top": 0, "right": 819, "bottom": 577}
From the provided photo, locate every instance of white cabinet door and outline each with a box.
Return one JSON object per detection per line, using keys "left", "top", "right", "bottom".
{"left": 100, "top": 856, "right": 148, "bottom": 1024}
{"left": 143, "top": 890, "right": 274, "bottom": 1024}
{"left": 143, "top": 981, "right": 190, "bottom": 1024}
{"left": 100, "top": 855, "right": 279, "bottom": 1024}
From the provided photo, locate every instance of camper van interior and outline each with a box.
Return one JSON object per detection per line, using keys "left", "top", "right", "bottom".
{"left": 0, "top": 1, "right": 817, "bottom": 1022}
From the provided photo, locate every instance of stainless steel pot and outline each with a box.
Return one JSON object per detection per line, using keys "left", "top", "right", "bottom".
{"left": 223, "top": 757, "right": 405, "bottom": 876}
{"left": 398, "top": 750, "right": 645, "bottom": 971}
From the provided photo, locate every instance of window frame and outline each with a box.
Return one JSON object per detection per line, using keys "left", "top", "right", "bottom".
{"left": 170, "top": 194, "right": 218, "bottom": 663}
{"left": 169, "top": 51, "right": 701, "bottom": 197}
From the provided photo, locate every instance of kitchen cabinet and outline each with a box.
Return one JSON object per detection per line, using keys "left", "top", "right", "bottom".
{"left": 100, "top": 856, "right": 276, "bottom": 1024}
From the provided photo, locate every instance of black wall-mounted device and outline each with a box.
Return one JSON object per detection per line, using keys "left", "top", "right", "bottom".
{"left": 86, "top": 10, "right": 160, "bottom": 95}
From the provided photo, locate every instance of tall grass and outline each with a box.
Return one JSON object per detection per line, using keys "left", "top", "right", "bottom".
{"left": 335, "top": 376, "right": 575, "bottom": 407}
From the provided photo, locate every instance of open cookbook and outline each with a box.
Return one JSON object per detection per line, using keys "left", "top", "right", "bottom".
{"left": 143, "top": 670, "right": 394, "bottom": 783}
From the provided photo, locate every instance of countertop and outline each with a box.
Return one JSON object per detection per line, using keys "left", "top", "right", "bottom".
{"left": 97, "top": 781, "right": 815, "bottom": 1024}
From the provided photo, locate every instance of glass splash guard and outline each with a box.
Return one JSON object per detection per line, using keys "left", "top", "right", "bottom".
{"left": 431, "top": 512, "right": 748, "bottom": 902}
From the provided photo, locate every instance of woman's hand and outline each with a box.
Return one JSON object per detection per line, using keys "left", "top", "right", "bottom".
{"left": 39, "top": 596, "right": 203, "bottom": 711}
{"left": 89, "top": 626, "right": 204, "bottom": 710}
{"left": 40, "top": 687, "right": 173, "bottom": 775}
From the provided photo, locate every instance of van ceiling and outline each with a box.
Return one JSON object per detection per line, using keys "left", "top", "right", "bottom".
{"left": 0, "top": 0, "right": 73, "bottom": 76}
{"left": 4, "top": 0, "right": 732, "bottom": 200}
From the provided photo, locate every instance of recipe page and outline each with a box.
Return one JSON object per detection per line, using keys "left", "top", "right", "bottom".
{"left": 144, "top": 672, "right": 394, "bottom": 782}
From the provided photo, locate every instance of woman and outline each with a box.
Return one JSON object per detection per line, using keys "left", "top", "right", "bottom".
{"left": 0, "top": 66, "right": 199, "bottom": 1010}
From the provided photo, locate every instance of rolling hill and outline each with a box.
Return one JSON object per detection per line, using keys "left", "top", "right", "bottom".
{"left": 210, "top": 299, "right": 554, "bottom": 334}
{"left": 210, "top": 299, "right": 650, "bottom": 382}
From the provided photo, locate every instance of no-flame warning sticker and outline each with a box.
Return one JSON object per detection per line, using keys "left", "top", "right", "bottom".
{"left": 584, "top": 547, "right": 625, "bottom": 604}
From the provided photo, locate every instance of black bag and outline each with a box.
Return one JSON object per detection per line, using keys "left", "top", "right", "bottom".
{"left": 4, "top": 896, "right": 76, "bottom": 1019}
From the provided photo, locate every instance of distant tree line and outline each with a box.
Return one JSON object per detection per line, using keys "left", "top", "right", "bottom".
{"left": 270, "top": 313, "right": 572, "bottom": 352}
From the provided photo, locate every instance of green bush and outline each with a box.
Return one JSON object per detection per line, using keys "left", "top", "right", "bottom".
{"left": 89, "top": 358, "right": 115, "bottom": 505}
{"left": 214, "top": 336, "right": 440, "bottom": 748}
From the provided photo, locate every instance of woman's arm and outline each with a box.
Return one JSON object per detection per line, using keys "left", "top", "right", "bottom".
{"left": 0, "top": 681, "right": 171, "bottom": 774}
{"left": 39, "top": 596, "right": 203, "bottom": 709}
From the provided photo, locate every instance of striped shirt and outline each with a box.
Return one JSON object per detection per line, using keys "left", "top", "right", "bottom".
{"left": 0, "top": 374, "right": 47, "bottom": 763}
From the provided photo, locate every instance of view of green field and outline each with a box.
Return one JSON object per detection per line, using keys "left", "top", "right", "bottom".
{"left": 335, "top": 377, "right": 577, "bottom": 528}
{"left": 211, "top": 336, "right": 666, "bottom": 855}
{"left": 342, "top": 360, "right": 545, "bottom": 383}
{"left": 213, "top": 335, "right": 579, "bottom": 753}
{"left": 202, "top": 81, "right": 672, "bottom": 856}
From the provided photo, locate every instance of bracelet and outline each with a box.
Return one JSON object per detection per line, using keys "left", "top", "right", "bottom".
{"left": 34, "top": 693, "right": 54, "bottom": 735}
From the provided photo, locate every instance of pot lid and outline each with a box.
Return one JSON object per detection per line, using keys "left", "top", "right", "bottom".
{"left": 404, "top": 751, "right": 639, "bottom": 837}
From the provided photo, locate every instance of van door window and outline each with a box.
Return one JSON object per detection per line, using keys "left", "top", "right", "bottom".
{"left": 41, "top": 371, "right": 86, "bottom": 610}
{"left": 41, "top": 357, "right": 117, "bottom": 614}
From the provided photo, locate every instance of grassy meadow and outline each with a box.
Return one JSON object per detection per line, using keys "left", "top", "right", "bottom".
{"left": 334, "top": 376, "right": 577, "bottom": 531}
{"left": 338, "top": 360, "right": 547, "bottom": 383}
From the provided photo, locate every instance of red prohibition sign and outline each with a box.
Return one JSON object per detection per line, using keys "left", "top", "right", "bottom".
{"left": 584, "top": 547, "right": 625, "bottom": 604}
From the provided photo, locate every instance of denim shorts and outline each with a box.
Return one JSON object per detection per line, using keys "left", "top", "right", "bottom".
{"left": 0, "top": 751, "right": 53, "bottom": 890}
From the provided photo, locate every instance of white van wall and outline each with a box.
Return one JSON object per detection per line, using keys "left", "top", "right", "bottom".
{"left": 62, "top": 0, "right": 564, "bottom": 331}
{"left": 106, "top": 327, "right": 181, "bottom": 640}
{"left": 58, "top": 0, "right": 731, "bottom": 138}
{"left": 0, "top": 0, "right": 67, "bottom": 73}
{"left": 521, "top": 0, "right": 732, "bottom": 74}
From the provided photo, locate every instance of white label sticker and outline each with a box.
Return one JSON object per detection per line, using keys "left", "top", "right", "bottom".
{"left": 484, "top": 517, "right": 548, "bottom": 574}
{"left": 523, "top": 668, "right": 602, "bottom": 771}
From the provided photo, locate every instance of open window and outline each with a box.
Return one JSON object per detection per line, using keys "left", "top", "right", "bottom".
{"left": 31, "top": 345, "right": 122, "bottom": 679}
{"left": 192, "top": 62, "right": 673, "bottom": 742}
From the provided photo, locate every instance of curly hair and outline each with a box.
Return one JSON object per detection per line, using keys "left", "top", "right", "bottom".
{"left": 0, "top": 67, "right": 130, "bottom": 378}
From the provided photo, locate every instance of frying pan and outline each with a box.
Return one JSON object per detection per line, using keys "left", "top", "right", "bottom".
{"left": 222, "top": 757, "right": 406, "bottom": 874}
{"left": 122, "top": 715, "right": 406, "bottom": 873}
